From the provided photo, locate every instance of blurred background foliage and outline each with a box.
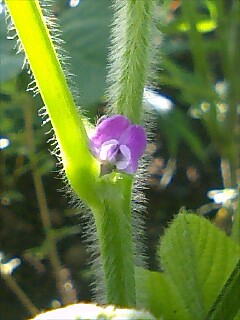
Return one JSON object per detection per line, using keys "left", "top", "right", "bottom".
{"left": 0, "top": 0, "right": 239, "bottom": 319}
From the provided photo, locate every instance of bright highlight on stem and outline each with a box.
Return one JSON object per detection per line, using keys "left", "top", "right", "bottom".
{"left": 5, "top": 0, "right": 100, "bottom": 209}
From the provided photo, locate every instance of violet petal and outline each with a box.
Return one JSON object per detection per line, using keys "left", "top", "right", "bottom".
{"left": 99, "top": 139, "right": 119, "bottom": 162}
{"left": 116, "top": 145, "right": 131, "bottom": 170}
{"left": 119, "top": 125, "right": 147, "bottom": 161}
{"left": 124, "top": 161, "right": 139, "bottom": 174}
{"left": 90, "top": 115, "right": 131, "bottom": 150}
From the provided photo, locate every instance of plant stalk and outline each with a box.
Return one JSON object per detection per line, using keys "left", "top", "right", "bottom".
{"left": 1, "top": 272, "right": 39, "bottom": 317}
{"left": 107, "top": 0, "right": 153, "bottom": 124}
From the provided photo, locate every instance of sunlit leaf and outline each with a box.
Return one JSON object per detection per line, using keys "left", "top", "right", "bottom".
{"left": 137, "top": 212, "right": 240, "bottom": 320}
{"left": 177, "top": 19, "right": 217, "bottom": 33}
{"left": 206, "top": 259, "right": 240, "bottom": 320}
{"left": 136, "top": 268, "right": 192, "bottom": 320}
{"left": 159, "top": 213, "right": 240, "bottom": 318}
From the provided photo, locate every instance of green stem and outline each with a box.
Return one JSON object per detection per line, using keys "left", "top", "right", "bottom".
{"left": 5, "top": 0, "right": 100, "bottom": 208}
{"left": 94, "top": 174, "right": 136, "bottom": 306}
{"left": 107, "top": 0, "right": 153, "bottom": 124}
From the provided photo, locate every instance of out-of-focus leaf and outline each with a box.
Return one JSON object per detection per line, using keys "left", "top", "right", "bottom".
{"left": 0, "top": 190, "right": 24, "bottom": 203}
{"left": 0, "top": 14, "right": 24, "bottom": 83}
{"left": 35, "top": 151, "right": 55, "bottom": 176}
{"left": 59, "top": 0, "right": 112, "bottom": 107}
{"left": 178, "top": 19, "right": 217, "bottom": 33}
{"left": 159, "top": 57, "right": 217, "bottom": 104}
{"left": 158, "top": 108, "right": 206, "bottom": 161}
{"left": 158, "top": 0, "right": 217, "bottom": 35}
{"left": 160, "top": 17, "right": 217, "bottom": 34}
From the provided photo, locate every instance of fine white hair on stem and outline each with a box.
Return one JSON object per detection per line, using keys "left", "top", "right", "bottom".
{"left": 105, "top": 0, "right": 156, "bottom": 271}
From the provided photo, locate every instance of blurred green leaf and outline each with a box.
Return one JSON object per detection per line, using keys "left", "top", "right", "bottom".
{"left": 0, "top": 190, "right": 24, "bottom": 203}
{"left": 59, "top": 0, "right": 112, "bottom": 107}
{"left": 159, "top": 57, "right": 217, "bottom": 104}
{"left": 0, "top": 14, "right": 24, "bottom": 83}
{"left": 159, "top": 108, "right": 206, "bottom": 161}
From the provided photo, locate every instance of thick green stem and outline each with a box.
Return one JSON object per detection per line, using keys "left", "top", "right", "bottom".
{"left": 107, "top": 0, "right": 153, "bottom": 124}
{"left": 99, "top": 0, "right": 153, "bottom": 305}
{"left": 94, "top": 174, "right": 135, "bottom": 306}
{"left": 5, "top": 0, "right": 100, "bottom": 208}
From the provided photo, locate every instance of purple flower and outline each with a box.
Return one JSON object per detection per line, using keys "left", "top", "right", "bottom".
{"left": 89, "top": 115, "right": 147, "bottom": 174}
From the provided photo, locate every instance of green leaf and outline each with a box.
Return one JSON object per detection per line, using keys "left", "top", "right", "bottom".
{"left": 231, "top": 197, "right": 240, "bottom": 244}
{"left": 234, "top": 311, "right": 240, "bottom": 320}
{"left": 159, "top": 57, "right": 217, "bottom": 104}
{"left": 206, "top": 259, "right": 240, "bottom": 320}
{"left": 137, "top": 213, "right": 240, "bottom": 320}
{"left": 59, "top": 0, "right": 112, "bottom": 106}
{"left": 159, "top": 213, "right": 240, "bottom": 319}
{"left": 136, "top": 268, "right": 192, "bottom": 320}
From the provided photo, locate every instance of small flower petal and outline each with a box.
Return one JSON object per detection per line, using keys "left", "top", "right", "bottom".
{"left": 119, "top": 125, "right": 147, "bottom": 161}
{"left": 99, "top": 139, "right": 119, "bottom": 162}
{"left": 90, "top": 115, "right": 131, "bottom": 150}
{"left": 124, "top": 161, "right": 139, "bottom": 174}
{"left": 116, "top": 145, "right": 131, "bottom": 170}
{"left": 89, "top": 115, "right": 147, "bottom": 175}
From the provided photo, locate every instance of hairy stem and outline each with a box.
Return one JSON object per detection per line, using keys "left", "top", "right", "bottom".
{"left": 107, "top": 0, "right": 153, "bottom": 124}
{"left": 5, "top": 0, "right": 100, "bottom": 208}
{"left": 94, "top": 174, "right": 135, "bottom": 306}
